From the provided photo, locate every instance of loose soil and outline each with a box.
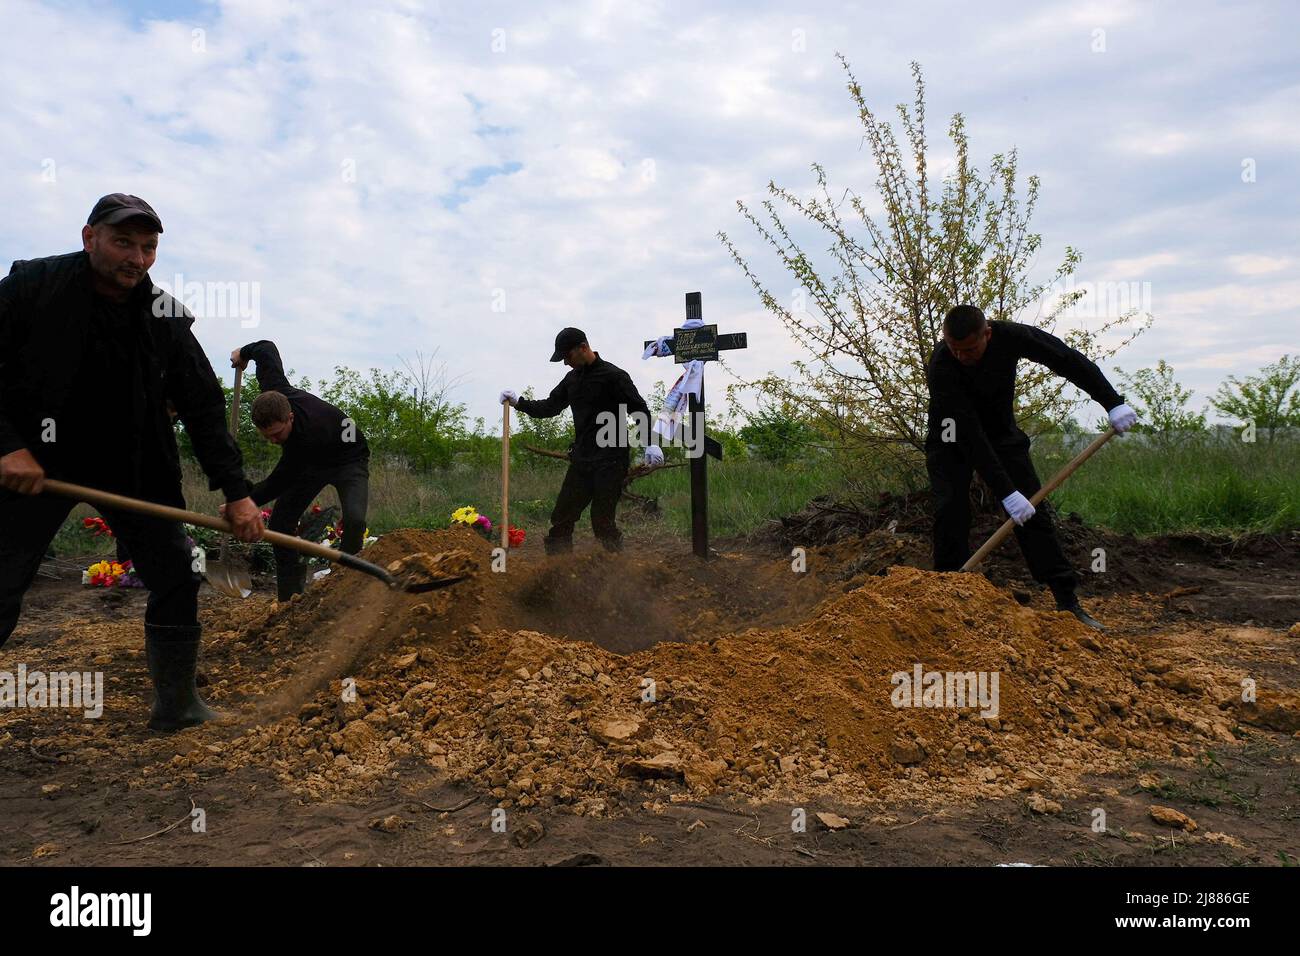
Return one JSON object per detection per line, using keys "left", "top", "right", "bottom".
{"left": 3, "top": 509, "right": 1298, "bottom": 866}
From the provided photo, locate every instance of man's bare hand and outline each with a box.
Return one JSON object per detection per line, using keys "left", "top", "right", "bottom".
{"left": 224, "top": 497, "right": 264, "bottom": 542}
{"left": 230, "top": 348, "right": 246, "bottom": 370}
{"left": 0, "top": 448, "right": 46, "bottom": 495}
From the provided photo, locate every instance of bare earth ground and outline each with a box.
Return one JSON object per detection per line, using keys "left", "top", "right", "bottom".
{"left": 2, "top": 515, "right": 1298, "bottom": 867}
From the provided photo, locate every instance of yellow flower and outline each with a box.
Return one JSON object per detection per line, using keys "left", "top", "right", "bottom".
{"left": 451, "top": 506, "right": 479, "bottom": 525}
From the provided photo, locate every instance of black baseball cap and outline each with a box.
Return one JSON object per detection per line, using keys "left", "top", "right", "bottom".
{"left": 87, "top": 193, "right": 164, "bottom": 233}
{"left": 550, "top": 327, "right": 587, "bottom": 362}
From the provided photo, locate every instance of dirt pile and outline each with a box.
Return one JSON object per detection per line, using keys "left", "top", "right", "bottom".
{"left": 159, "top": 528, "right": 1298, "bottom": 817}
{"left": 760, "top": 495, "right": 1300, "bottom": 625}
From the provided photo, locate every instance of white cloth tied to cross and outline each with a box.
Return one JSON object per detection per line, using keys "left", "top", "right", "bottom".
{"left": 643, "top": 318, "right": 704, "bottom": 443}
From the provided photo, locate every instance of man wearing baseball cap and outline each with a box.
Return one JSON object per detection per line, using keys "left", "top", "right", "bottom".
{"left": 501, "top": 328, "right": 654, "bottom": 554}
{"left": 0, "top": 193, "right": 265, "bottom": 731}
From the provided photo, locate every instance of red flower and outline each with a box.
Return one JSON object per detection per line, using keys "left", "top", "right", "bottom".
{"left": 507, "top": 526, "right": 526, "bottom": 548}
{"left": 82, "top": 516, "right": 114, "bottom": 538}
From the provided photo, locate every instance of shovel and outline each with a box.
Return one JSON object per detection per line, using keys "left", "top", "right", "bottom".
{"left": 42, "top": 479, "right": 468, "bottom": 593}
{"left": 501, "top": 401, "right": 510, "bottom": 551}
{"left": 960, "top": 427, "right": 1118, "bottom": 572}
{"left": 204, "top": 364, "right": 253, "bottom": 598}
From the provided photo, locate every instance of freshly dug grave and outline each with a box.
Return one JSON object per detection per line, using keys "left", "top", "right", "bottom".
{"left": 155, "top": 528, "right": 1300, "bottom": 818}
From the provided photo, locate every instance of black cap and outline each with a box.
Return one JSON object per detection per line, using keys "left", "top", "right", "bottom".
{"left": 550, "top": 327, "right": 587, "bottom": 362}
{"left": 87, "top": 193, "right": 164, "bottom": 233}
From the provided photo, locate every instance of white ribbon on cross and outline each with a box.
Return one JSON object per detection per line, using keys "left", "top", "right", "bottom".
{"left": 643, "top": 318, "right": 704, "bottom": 443}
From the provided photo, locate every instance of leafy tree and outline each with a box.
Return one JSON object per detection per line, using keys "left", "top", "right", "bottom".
{"left": 1210, "top": 355, "right": 1300, "bottom": 443}
{"left": 510, "top": 386, "right": 573, "bottom": 453}
{"left": 737, "top": 401, "right": 821, "bottom": 463}
{"left": 1097, "top": 361, "right": 1206, "bottom": 441}
{"left": 719, "top": 56, "right": 1146, "bottom": 477}
{"left": 312, "top": 351, "right": 468, "bottom": 471}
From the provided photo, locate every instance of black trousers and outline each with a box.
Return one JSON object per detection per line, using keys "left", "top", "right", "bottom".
{"left": 0, "top": 490, "right": 199, "bottom": 648}
{"left": 545, "top": 455, "right": 629, "bottom": 554}
{"left": 926, "top": 440, "right": 1078, "bottom": 600}
{"left": 266, "top": 457, "right": 369, "bottom": 599}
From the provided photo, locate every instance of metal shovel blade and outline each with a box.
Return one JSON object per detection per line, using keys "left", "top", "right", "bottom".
{"left": 402, "top": 573, "right": 470, "bottom": 594}
{"left": 206, "top": 558, "right": 252, "bottom": 599}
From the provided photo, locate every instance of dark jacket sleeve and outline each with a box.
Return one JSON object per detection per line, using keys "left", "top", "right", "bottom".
{"left": 167, "top": 317, "right": 252, "bottom": 502}
{"left": 0, "top": 267, "right": 26, "bottom": 456}
{"left": 613, "top": 367, "right": 652, "bottom": 442}
{"left": 1012, "top": 324, "right": 1124, "bottom": 411}
{"left": 240, "top": 340, "right": 292, "bottom": 393}
{"left": 515, "top": 378, "right": 570, "bottom": 418}
{"left": 249, "top": 450, "right": 299, "bottom": 506}
{"left": 927, "top": 363, "right": 1018, "bottom": 500}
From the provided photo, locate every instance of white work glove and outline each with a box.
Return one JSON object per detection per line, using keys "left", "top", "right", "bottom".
{"left": 1108, "top": 402, "right": 1137, "bottom": 434}
{"left": 500, "top": 390, "right": 518, "bottom": 406}
{"left": 1002, "top": 491, "right": 1036, "bottom": 526}
{"left": 643, "top": 445, "right": 664, "bottom": 467}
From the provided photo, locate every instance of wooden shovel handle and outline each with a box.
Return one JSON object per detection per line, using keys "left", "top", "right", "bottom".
{"left": 960, "top": 428, "right": 1118, "bottom": 572}
{"left": 229, "top": 365, "right": 243, "bottom": 437}
{"left": 501, "top": 402, "right": 511, "bottom": 550}
{"left": 42, "top": 479, "right": 347, "bottom": 564}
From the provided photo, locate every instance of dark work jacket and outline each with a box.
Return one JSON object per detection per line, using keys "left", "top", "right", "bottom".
{"left": 925, "top": 321, "right": 1123, "bottom": 499}
{"left": 0, "top": 251, "right": 251, "bottom": 505}
{"left": 240, "top": 340, "right": 369, "bottom": 506}
{"left": 514, "top": 353, "right": 651, "bottom": 462}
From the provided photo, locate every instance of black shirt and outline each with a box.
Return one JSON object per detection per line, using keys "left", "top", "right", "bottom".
{"left": 54, "top": 293, "right": 153, "bottom": 494}
{"left": 925, "top": 321, "right": 1123, "bottom": 499}
{"left": 0, "top": 252, "right": 251, "bottom": 505}
{"left": 514, "top": 354, "right": 651, "bottom": 462}
{"left": 240, "top": 340, "right": 369, "bottom": 505}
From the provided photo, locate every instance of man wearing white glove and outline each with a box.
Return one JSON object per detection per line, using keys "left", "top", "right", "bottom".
{"left": 926, "top": 305, "right": 1138, "bottom": 631}
{"left": 1001, "top": 490, "right": 1036, "bottom": 526}
{"left": 503, "top": 327, "right": 652, "bottom": 554}
{"left": 1108, "top": 403, "right": 1138, "bottom": 433}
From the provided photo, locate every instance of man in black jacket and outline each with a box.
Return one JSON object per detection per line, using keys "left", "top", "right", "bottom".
{"left": 926, "top": 305, "right": 1138, "bottom": 630}
{"left": 231, "top": 340, "right": 370, "bottom": 600}
{"left": 501, "top": 327, "right": 653, "bottom": 554}
{"left": 0, "top": 193, "right": 265, "bottom": 731}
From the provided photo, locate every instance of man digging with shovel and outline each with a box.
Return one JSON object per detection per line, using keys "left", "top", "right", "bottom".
{"left": 926, "top": 305, "right": 1138, "bottom": 631}
{"left": 0, "top": 193, "right": 265, "bottom": 731}
{"left": 230, "top": 340, "right": 371, "bottom": 601}
{"left": 501, "top": 327, "right": 656, "bottom": 554}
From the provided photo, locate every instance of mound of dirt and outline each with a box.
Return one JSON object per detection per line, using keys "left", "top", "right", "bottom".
{"left": 756, "top": 495, "right": 1300, "bottom": 625}
{"left": 167, "top": 528, "right": 1294, "bottom": 817}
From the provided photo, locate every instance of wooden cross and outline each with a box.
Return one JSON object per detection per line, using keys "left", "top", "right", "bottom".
{"left": 644, "top": 292, "right": 748, "bottom": 559}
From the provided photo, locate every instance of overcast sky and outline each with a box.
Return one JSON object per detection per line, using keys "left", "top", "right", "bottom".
{"left": 3, "top": 0, "right": 1296, "bottom": 425}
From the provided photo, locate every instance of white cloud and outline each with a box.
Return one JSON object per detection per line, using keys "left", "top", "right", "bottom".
{"left": 1227, "top": 254, "right": 1291, "bottom": 276}
{"left": 0, "top": 0, "right": 1296, "bottom": 434}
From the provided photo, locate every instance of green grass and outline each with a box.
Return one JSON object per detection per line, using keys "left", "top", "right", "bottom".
{"left": 1039, "top": 436, "right": 1300, "bottom": 536}
{"left": 358, "top": 455, "right": 837, "bottom": 541}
